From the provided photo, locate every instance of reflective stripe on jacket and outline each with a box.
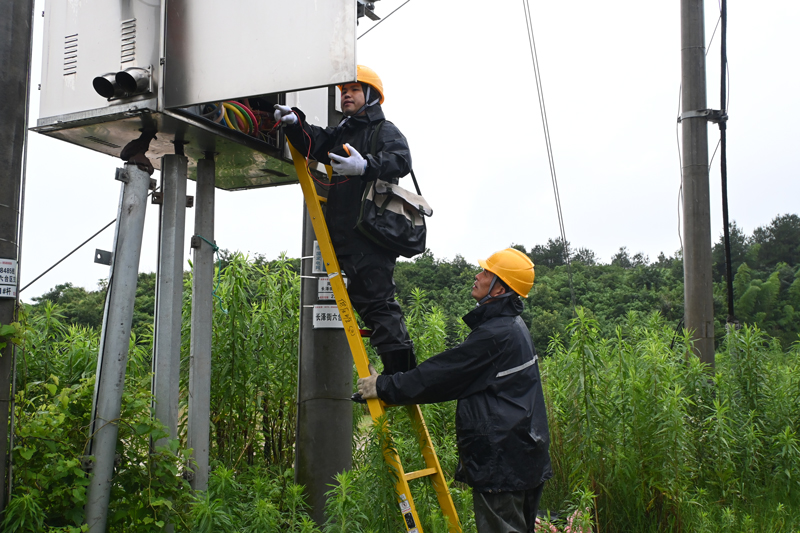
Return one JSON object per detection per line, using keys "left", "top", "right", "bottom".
{"left": 376, "top": 297, "right": 553, "bottom": 493}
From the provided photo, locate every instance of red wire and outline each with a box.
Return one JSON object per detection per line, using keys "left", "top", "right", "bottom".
{"left": 230, "top": 100, "right": 259, "bottom": 136}
{"left": 293, "top": 112, "right": 349, "bottom": 187}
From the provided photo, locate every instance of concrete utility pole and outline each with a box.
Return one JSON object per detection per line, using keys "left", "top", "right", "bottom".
{"left": 680, "top": 0, "right": 715, "bottom": 368}
{"left": 294, "top": 87, "right": 352, "bottom": 525}
{"left": 0, "top": 0, "right": 35, "bottom": 510}
{"left": 85, "top": 164, "right": 153, "bottom": 531}
{"left": 295, "top": 205, "right": 353, "bottom": 525}
{"left": 187, "top": 154, "right": 215, "bottom": 491}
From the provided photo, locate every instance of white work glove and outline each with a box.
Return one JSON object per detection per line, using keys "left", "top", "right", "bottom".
{"left": 329, "top": 143, "right": 367, "bottom": 176}
{"left": 273, "top": 104, "right": 298, "bottom": 126}
{"left": 357, "top": 365, "right": 379, "bottom": 399}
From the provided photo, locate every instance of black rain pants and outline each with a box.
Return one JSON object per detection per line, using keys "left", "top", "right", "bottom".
{"left": 338, "top": 253, "right": 416, "bottom": 374}
{"left": 473, "top": 482, "right": 545, "bottom": 533}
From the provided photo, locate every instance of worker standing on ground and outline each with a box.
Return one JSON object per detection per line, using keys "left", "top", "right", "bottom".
{"left": 357, "top": 248, "right": 552, "bottom": 533}
{"left": 274, "top": 65, "right": 416, "bottom": 378}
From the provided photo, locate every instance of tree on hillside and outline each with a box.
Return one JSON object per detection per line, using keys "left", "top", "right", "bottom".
{"left": 711, "top": 221, "right": 753, "bottom": 283}
{"left": 30, "top": 282, "right": 106, "bottom": 330}
{"left": 527, "top": 238, "right": 570, "bottom": 269}
{"left": 29, "top": 274, "right": 157, "bottom": 340}
{"left": 753, "top": 213, "right": 800, "bottom": 270}
{"left": 610, "top": 247, "right": 648, "bottom": 269}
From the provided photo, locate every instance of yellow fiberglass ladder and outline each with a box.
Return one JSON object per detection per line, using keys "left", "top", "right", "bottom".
{"left": 288, "top": 141, "right": 461, "bottom": 533}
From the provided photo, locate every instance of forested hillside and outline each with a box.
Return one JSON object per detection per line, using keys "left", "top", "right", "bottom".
{"left": 27, "top": 213, "right": 800, "bottom": 351}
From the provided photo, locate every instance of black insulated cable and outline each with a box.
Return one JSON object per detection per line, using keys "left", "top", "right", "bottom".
{"left": 718, "top": 0, "right": 735, "bottom": 324}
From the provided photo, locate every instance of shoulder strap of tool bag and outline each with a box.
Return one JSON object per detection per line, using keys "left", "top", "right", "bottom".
{"left": 368, "top": 120, "right": 422, "bottom": 196}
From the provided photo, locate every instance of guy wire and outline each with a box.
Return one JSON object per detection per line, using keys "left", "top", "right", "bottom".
{"left": 522, "top": 0, "right": 577, "bottom": 315}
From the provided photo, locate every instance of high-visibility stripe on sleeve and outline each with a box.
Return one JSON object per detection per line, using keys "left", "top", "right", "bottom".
{"left": 496, "top": 355, "right": 538, "bottom": 378}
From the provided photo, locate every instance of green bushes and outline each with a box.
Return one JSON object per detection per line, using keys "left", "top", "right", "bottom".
{"left": 9, "top": 252, "right": 800, "bottom": 531}
{"left": 5, "top": 376, "right": 191, "bottom": 532}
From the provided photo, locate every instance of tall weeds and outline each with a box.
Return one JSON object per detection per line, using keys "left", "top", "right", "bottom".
{"left": 10, "top": 256, "right": 800, "bottom": 531}
{"left": 541, "top": 309, "right": 800, "bottom": 532}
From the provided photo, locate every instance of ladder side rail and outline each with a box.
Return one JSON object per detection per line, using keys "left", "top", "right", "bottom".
{"left": 288, "top": 141, "right": 425, "bottom": 532}
{"left": 407, "top": 405, "right": 461, "bottom": 533}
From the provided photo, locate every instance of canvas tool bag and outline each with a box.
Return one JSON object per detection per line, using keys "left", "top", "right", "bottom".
{"left": 356, "top": 170, "right": 432, "bottom": 258}
{"left": 354, "top": 119, "right": 432, "bottom": 258}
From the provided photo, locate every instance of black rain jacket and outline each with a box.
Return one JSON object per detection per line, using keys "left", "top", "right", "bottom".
{"left": 284, "top": 105, "right": 412, "bottom": 255}
{"left": 376, "top": 297, "right": 553, "bottom": 493}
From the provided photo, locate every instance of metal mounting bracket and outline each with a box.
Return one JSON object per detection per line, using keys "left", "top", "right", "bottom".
{"left": 94, "top": 249, "right": 113, "bottom": 265}
{"left": 678, "top": 109, "right": 727, "bottom": 124}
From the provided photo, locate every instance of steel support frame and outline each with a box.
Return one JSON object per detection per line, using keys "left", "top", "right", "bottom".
{"left": 152, "top": 154, "right": 187, "bottom": 446}
{"left": 187, "top": 156, "right": 215, "bottom": 491}
{"left": 85, "top": 164, "right": 152, "bottom": 531}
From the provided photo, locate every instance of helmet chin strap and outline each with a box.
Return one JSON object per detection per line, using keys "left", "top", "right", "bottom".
{"left": 477, "top": 274, "right": 514, "bottom": 306}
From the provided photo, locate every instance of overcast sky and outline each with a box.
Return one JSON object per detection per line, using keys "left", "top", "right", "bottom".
{"left": 19, "top": 0, "right": 800, "bottom": 302}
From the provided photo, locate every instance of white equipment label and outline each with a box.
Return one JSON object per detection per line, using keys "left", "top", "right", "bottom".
{"left": 312, "top": 305, "right": 343, "bottom": 329}
{"left": 312, "top": 241, "right": 325, "bottom": 274}
{"left": 0, "top": 259, "right": 17, "bottom": 299}
{"left": 318, "top": 276, "right": 347, "bottom": 301}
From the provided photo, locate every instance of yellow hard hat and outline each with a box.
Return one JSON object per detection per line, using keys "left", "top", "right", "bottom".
{"left": 478, "top": 248, "right": 535, "bottom": 298}
{"left": 338, "top": 65, "right": 385, "bottom": 104}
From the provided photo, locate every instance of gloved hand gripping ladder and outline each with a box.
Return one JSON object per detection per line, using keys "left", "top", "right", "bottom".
{"left": 287, "top": 141, "right": 461, "bottom": 533}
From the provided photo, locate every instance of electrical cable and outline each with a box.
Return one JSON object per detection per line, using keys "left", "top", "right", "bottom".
{"left": 522, "top": 0, "right": 577, "bottom": 315}
{"left": 20, "top": 187, "right": 159, "bottom": 295}
{"left": 357, "top": 0, "right": 411, "bottom": 40}
{"left": 718, "top": 0, "right": 735, "bottom": 324}
{"left": 222, "top": 107, "right": 236, "bottom": 130}
{"left": 18, "top": 219, "right": 116, "bottom": 294}
{"left": 230, "top": 101, "right": 258, "bottom": 133}
{"left": 674, "top": 6, "right": 732, "bottom": 337}
{"left": 223, "top": 103, "right": 248, "bottom": 133}
{"left": 292, "top": 111, "right": 351, "bottom": 188}
{"left": 676, "top": 13, "right": 726, "bottom": 258}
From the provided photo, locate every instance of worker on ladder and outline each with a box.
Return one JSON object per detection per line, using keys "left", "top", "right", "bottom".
{"left": 357, "top": 248, "right": 553, "bottom": 533}
{"left": 274, "top": 65, "right": 417, "bottom": 381}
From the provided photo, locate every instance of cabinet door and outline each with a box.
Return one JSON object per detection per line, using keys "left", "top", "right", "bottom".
{"left": 164, "top": 0, "right": 356, "bottom": 109}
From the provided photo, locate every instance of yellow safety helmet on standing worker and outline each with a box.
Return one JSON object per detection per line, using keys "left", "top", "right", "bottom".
{"left": 338, "top": 65, "right": 385, "bottom": 104}
{"left": 478, "top": 248, "right": 536, "bottom": 298}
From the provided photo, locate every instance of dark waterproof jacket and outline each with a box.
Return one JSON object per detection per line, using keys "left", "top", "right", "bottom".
{"left": 284, "top": 105, "right": 412, "bottom": 255}
{"left": 376, "top": 297, "right": 553, "bottom": 493}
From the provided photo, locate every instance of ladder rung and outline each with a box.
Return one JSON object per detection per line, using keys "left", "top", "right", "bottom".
{"left": 404, "top": 467, "right": 437, "bottom": 481}
{"left": 289, "top": 141, "right": 461, "bottom": 532}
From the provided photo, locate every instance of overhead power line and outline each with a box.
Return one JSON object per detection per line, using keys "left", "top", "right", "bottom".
{"left": 20, "top": 186, "right": 159, "bottom": 295}
{"left": 522, "top": 0, "right": 577, "bottom": 314}
{"left": 358, "top": 0, "right": 411, "bottom": 40}
{"left": 19, "top": 219, "right": 116, "bottom": 294}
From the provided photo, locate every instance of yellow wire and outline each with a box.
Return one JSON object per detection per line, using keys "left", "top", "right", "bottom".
{"left": 223, "top": 102, "right": 248, "bottom": 133}
{"left": 222, "top": 108, "right": 235, "bottom": 129}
